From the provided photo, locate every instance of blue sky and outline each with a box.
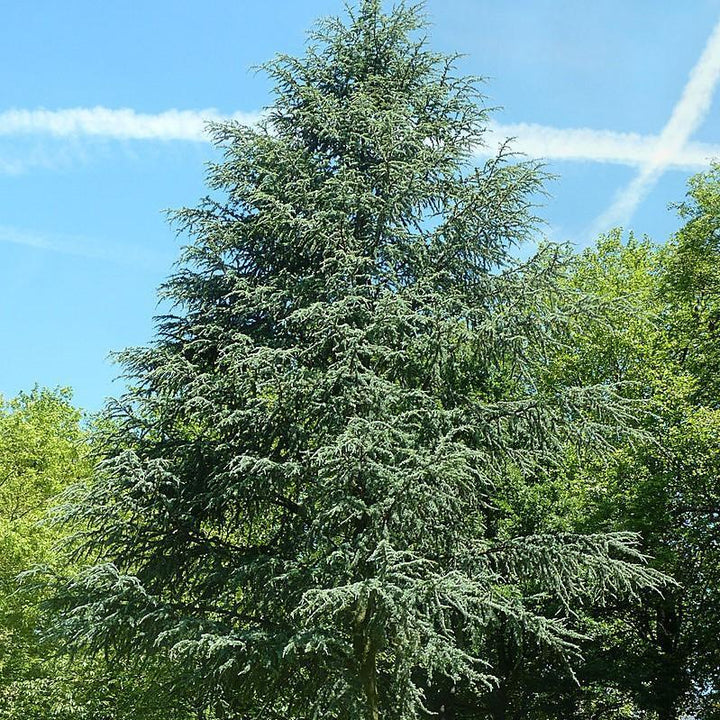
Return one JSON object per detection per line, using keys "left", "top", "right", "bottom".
{"left": 3, "top": 0, "right": 720, "bottom": 412}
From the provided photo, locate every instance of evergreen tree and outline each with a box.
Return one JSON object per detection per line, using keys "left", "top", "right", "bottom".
{"left": 51, "top": 3, "right": 664, "bottom": 718}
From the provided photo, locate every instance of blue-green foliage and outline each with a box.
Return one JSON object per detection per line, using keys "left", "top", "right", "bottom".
{"left": 48, "top": 4, "right": 666, "bottom": 719}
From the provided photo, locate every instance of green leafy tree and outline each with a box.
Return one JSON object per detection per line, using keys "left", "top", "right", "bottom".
{"left": 663, "top": 162, "right": 720, "bottom": 404}
{"left": 523, "top": 206, "right": 720, "bottom": 720}
{"left": 642, "top": 165, "right": 720, "bottom": 719}
{"left": 538, "top": 233, "right": 685, "bottom": 720}
{"left": 50, "top": 4, "right": 664, "bottom": 719}
{"left": 0, "top": 388, "right": 89, "bottom": 718}
{"left": 0, "top": 390, "right": 196, "bottom": 720}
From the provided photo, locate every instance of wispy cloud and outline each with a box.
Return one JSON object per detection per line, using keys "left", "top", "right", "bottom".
{"left": 592, "top": 17, "right": 720, "bottom": 234}
{"left": 0, "top": 107, "right": 261, "bottom": 142}
{"left": 0, "top": 225, "right": 168, "bottom": 268}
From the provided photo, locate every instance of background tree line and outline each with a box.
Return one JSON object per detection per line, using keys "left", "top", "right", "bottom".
{"left": 1, "top": 3, "right": 718, "bottom": 718}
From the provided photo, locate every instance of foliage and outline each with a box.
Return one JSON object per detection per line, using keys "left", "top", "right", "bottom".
{"left": 663, "top": 162, "right": 720, "bottom": 404}
{"left": 0, "top": 388, "right": 89, "bottom": 718}
{"left": 46, "top": 4, "right": 665, "bottom": 720}
{"left": 0, "top": 389, "right": 198, "bottom": 720}
{"left": 502, "top": 174, "right": 720, "bottom": 720}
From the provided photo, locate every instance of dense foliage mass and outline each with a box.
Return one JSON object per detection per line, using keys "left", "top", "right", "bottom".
{"left": 0, "top": 4, "right": 718, "bottom": 720}
{"left": 0, "top": 389, "right": 95, "bottom": 719}
{"left": 48, "top": 3, "right": 667, "bottom": 718}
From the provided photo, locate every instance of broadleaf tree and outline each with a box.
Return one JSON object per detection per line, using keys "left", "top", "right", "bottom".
{"left": 0, "top": 388, "right": 89, "bottom": 719}
{"left": 0, "top": 389, "right": 137, "bottom": 720}
{"left": 522, "top": 209, "right": 720, "bottom": 720}
{"left": 50, "top": 3, "right": 666, "bottom": 718}
{"left": 0, "top": 390, "right": 198, "bottom": 720}
{"left": 564, "top": 177, "right": 720, "bottom": 720}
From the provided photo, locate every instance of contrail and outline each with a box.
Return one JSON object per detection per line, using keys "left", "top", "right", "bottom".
{"left": 592, "top": 17, "right": 720, "bottom": 234}
{"left": 0, "top": 107, "right": 261, "bottom": 141}
{"left": 481, "top": 122, "right": 720, "bottom": 170}
{"left": 1, "top": 107, "right": 718, "bottom": 172}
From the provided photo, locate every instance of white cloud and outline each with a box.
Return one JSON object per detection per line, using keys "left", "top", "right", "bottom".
{"left": 0, "top": 105, "right": 718, "bottom": 178}
{"left": 0, "top": 107, "right": 261, "bottom": 142}
{"left": 592, "top": 17, "right": 720, "bottom": 234}
{"left": 483, "top": 122, "right": 720, "bottom": 170}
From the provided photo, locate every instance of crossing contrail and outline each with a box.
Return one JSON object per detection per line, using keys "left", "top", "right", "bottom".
{"left": 592, "top": 17, "right": 720, "bottom": 235}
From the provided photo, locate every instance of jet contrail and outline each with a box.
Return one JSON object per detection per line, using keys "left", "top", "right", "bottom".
{"left": 1, "top": 107, "right": 718, "bottom": 172}
{"left": 592, "top": 17, "right": 720, "bottom": 234}
{"left": 0, "top": 107, "right": 261, "bottom": 141}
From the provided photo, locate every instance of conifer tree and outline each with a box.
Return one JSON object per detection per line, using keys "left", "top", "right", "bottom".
{"left": 52, "top": 3, "right": 664, "bottom": 718}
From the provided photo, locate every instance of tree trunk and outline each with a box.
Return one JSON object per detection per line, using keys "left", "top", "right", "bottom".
{"left": 354, "top": 592, "right": 380, "bottom": 720}
{"left": 360, "top": 646, "right": 380, "bottom": 720}
{"left": 651, "top": 600, "right": 683, "bottom": 720}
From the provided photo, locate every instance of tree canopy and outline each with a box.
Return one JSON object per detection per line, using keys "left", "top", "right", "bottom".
{"left": 45, "top": 3, "right": 667, "bottom": 719}
{"left": 0, "top": 388, "right": 88, "bottom": 719}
